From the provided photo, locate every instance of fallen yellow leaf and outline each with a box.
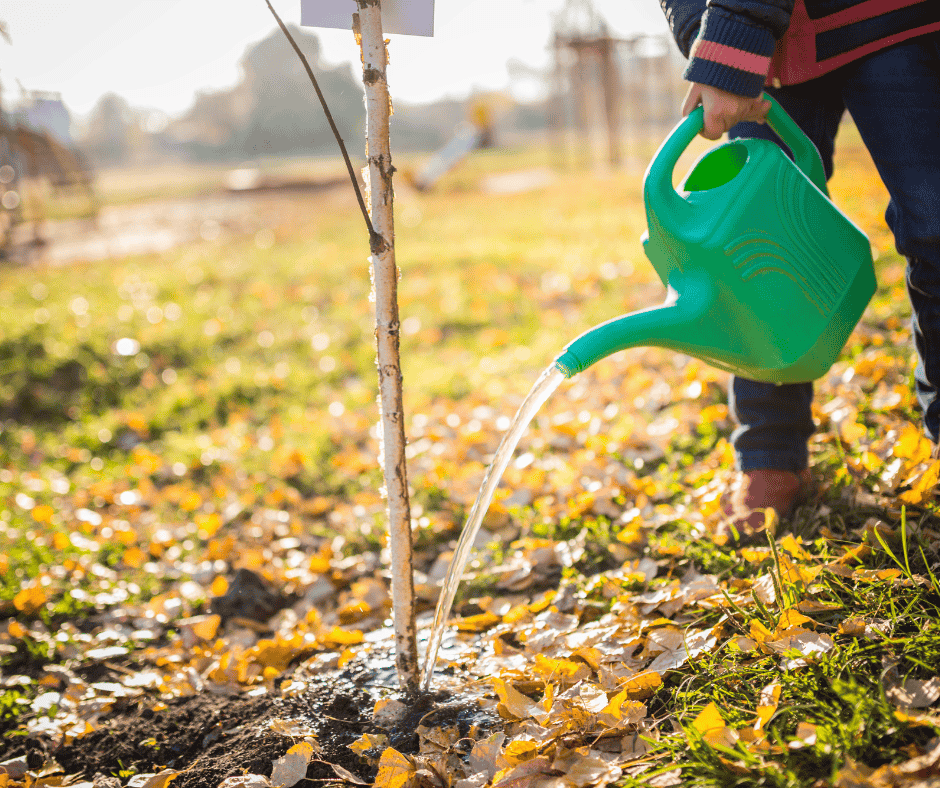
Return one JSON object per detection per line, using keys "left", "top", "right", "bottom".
{"left": 740, "top": 547, "right": 771, "bottom": 563}
{"left": 840, "top": 420, "right": 867, "bottom": 443}
{"left": 456, "top": 612, "right": 501, "bottom": 632}
{"left": 777, "top": 609, "right": 813, "bottom": 633}
{"left": 750, "top": 619, "right": 775, "bottom": 646}
{"left": 348, "top": 732, "right": 388, "bottom": 756}
{"left": 778, "top": 535, "right": 811, "bottom": 561}
{"left": 123, "top": 547, "right": 148, "bottom": 569}
{"left": 13, "top": 583, "right": 46, "bottom": 615}
{"left": 374, "top": 748, "right": 416, "bottom": 788}
{"left": 755, "top": 682, "right": 781, "bottom": 730}
{"left": 138, "top": 771, "right": 181, "bottom": 788}
{"left": 501, "top": 740, "right": 539, "bottom": 766}
{"left": 210, "top": 575, "right": 228, "bottom": 597}
{"left": 531, "top": 654, "right": 590, "bottom": 685}
{"left": 32, "top": 504, "right": 54, "bottom": 524}
{"left": 321, "top": 627, "right": 364, "bottom": 647}
{"left": 693, "top": 702, "right": 726, "bottom": 735}
{"left": 894, "top": 423, "right": 933, "bottom": 463}
{"left": 568, "top": 646, "right": 602, "bottom": 672}
{"left": 778, "top": 555, "right": 821, "bottom": 585}
{"left": 900, "top": 460, "right": 940, "bottom": 504}
{"left": 621, "top": 671, "right": 662, "bottom": 700}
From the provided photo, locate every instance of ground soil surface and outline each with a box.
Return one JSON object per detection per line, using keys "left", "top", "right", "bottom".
{"left": 0, "top": 650, "right": 497, "bottom": 788}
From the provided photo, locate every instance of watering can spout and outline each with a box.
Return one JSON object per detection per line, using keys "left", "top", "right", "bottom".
{"left": 554, "top": 276, "right": 712, "bottom": 378}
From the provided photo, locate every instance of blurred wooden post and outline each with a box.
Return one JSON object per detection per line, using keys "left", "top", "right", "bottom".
{"left": 355, "top": 0, "right": 419, "bottom": 693}
{"left": 550, "top": 34, "right": 568, "bottom": 170}
{"left": 571, "top": 43, "right": 590, "bottom": 168}
{"left": 599, "top": 32, "right": 620, "bottom": 167}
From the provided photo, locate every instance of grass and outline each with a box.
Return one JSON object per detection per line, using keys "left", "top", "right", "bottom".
{"left": 2, "top": 119, "right": 940, "bottom": 786}
{"left": 634, "top": 562, "right": 940, "bottom": 787}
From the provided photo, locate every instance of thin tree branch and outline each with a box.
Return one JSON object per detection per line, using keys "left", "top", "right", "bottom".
{"left": 263, "top": 0, "right": 384, "bottom": 251}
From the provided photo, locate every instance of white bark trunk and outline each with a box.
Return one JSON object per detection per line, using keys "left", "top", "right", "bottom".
{"left": 356, "top": 0, "right": 419, "bottom": 693}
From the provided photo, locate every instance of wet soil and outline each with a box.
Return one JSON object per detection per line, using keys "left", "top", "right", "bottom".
{"left": 1, "top": 652, "right": 500, "bottom": 788}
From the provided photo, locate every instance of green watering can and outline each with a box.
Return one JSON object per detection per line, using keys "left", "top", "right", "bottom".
{"left": 554, "top": 94, "right": 876, "bottom": 384}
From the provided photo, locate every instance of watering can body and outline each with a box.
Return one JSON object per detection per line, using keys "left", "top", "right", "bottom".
{"left": 555, "top": 95, "right": 876, "bottom": 384}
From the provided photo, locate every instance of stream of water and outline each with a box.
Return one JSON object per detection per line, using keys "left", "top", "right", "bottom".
{"left": 421, "top": 363, "right": 566, "bottom": 690}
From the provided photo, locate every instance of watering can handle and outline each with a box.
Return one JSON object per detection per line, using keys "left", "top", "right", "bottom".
{"left": 763, "top": 94, "right": 830, "bottom": 197}
{"left": 645, "top": 93, "right": 830, "bottom": 219}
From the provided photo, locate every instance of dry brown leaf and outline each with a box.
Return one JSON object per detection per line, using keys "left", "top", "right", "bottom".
{"left": 469, "top": 733, "right": 506, "bottom": 778}
{"left": 0, "top": 757, "right": 28, "bottom": 779}
{"left": 268, "top": 718, "right": 318, "bottom": 739}
{"left": 578, "top": 683, "right": 609, "bottom": 714}
{"left": 646, "top": 768, "right": 682, "bottom": 786}
{"left": 329, "top": 763, "right": 370, "bottom": 785}
{"left": 270, "top": 742, "right": 315, "bottom": 788}
{"left": 491, "top": 757, "right": 562, "bottom": 788}
{"left": 646, "top": 629, "right": 717, "bottom": 674}
{"left": 127, "top": 773, "right": 179, "bottom": 788}
{"left": 217, "top": 777, "right": 272, "bottom": 788}
{"left": 560, "top": 754, "right": 622, "bottom": 787}
{"left": 491, "top": 678, "right": 539, "bottom": 721}
{"left": 769, "top": 631, "right": 835, "bottom": 669}
{"left": 886, "top": 677, "right": 940, "bottom": 709}
{"left": 752, "top": 574, "right": 777, "bottom": 606}
{"left": 374, "top": 699, "right": 408, "bottom": 726}
{"left": 788, "top": 722, "right": 818, "bottom": 750}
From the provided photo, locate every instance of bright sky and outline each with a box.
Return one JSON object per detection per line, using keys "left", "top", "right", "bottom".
{"left": 0, "top": 0, "right": 669, "bottom": 119}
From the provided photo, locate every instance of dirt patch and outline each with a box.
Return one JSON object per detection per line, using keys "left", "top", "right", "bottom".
{"left": 2, "top": 651, "right": 500, "bottom": 788}
{"left": 54, "top": 693, "right": 282, "bottom": 787}
{"left": 5, "top": 177, "right": 347, "bottom": 267}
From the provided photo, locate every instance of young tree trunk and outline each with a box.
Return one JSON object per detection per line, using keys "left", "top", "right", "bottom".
{"left": 355, "top": 0, "right": 419, "bottom": 693}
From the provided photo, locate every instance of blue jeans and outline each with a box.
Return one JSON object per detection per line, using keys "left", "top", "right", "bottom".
{"left": 727, "top": 32, "right": 940, "bottom": 471}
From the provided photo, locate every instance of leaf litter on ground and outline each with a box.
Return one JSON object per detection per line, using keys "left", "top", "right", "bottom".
{"left": 2, "top": 133, "right": 940, "bottom": 788}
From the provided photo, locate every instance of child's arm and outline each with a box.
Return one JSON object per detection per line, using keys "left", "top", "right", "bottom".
{"left": 660, "top": 0, "right": 796, "bottom": 137}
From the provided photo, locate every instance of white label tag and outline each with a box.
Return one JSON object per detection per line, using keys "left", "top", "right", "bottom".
{"left": 300, "top": 0, "right": 434, "bottom": 37}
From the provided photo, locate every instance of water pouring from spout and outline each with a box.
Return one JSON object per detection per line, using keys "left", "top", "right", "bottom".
{"left": 420, "top": 364, "right": 564, "bottom": 691}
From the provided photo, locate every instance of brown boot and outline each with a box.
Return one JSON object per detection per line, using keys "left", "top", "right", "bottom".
{"left": 717, "top": 468, "right": 813, "bottom": 546}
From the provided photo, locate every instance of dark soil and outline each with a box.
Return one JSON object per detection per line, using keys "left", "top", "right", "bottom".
{"left": 1, "top": 651, "right": 500, "bottom": 788}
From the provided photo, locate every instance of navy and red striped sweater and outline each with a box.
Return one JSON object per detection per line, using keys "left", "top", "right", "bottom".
{"left": 661, "top": 0, "right": 940, "bottom": 97}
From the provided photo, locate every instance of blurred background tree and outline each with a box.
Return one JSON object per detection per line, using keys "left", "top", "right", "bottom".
{"left": 161, "top": 24, "right": 364, "bottom": 162}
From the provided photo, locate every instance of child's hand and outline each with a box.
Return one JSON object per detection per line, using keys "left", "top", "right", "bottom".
{"left": 682, "top": 83, "right": 771, "bottom": 140}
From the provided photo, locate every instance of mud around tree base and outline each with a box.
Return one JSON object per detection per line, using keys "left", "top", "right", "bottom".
{"left": 2, "top": 653, "right": 500, "bottom": 788}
